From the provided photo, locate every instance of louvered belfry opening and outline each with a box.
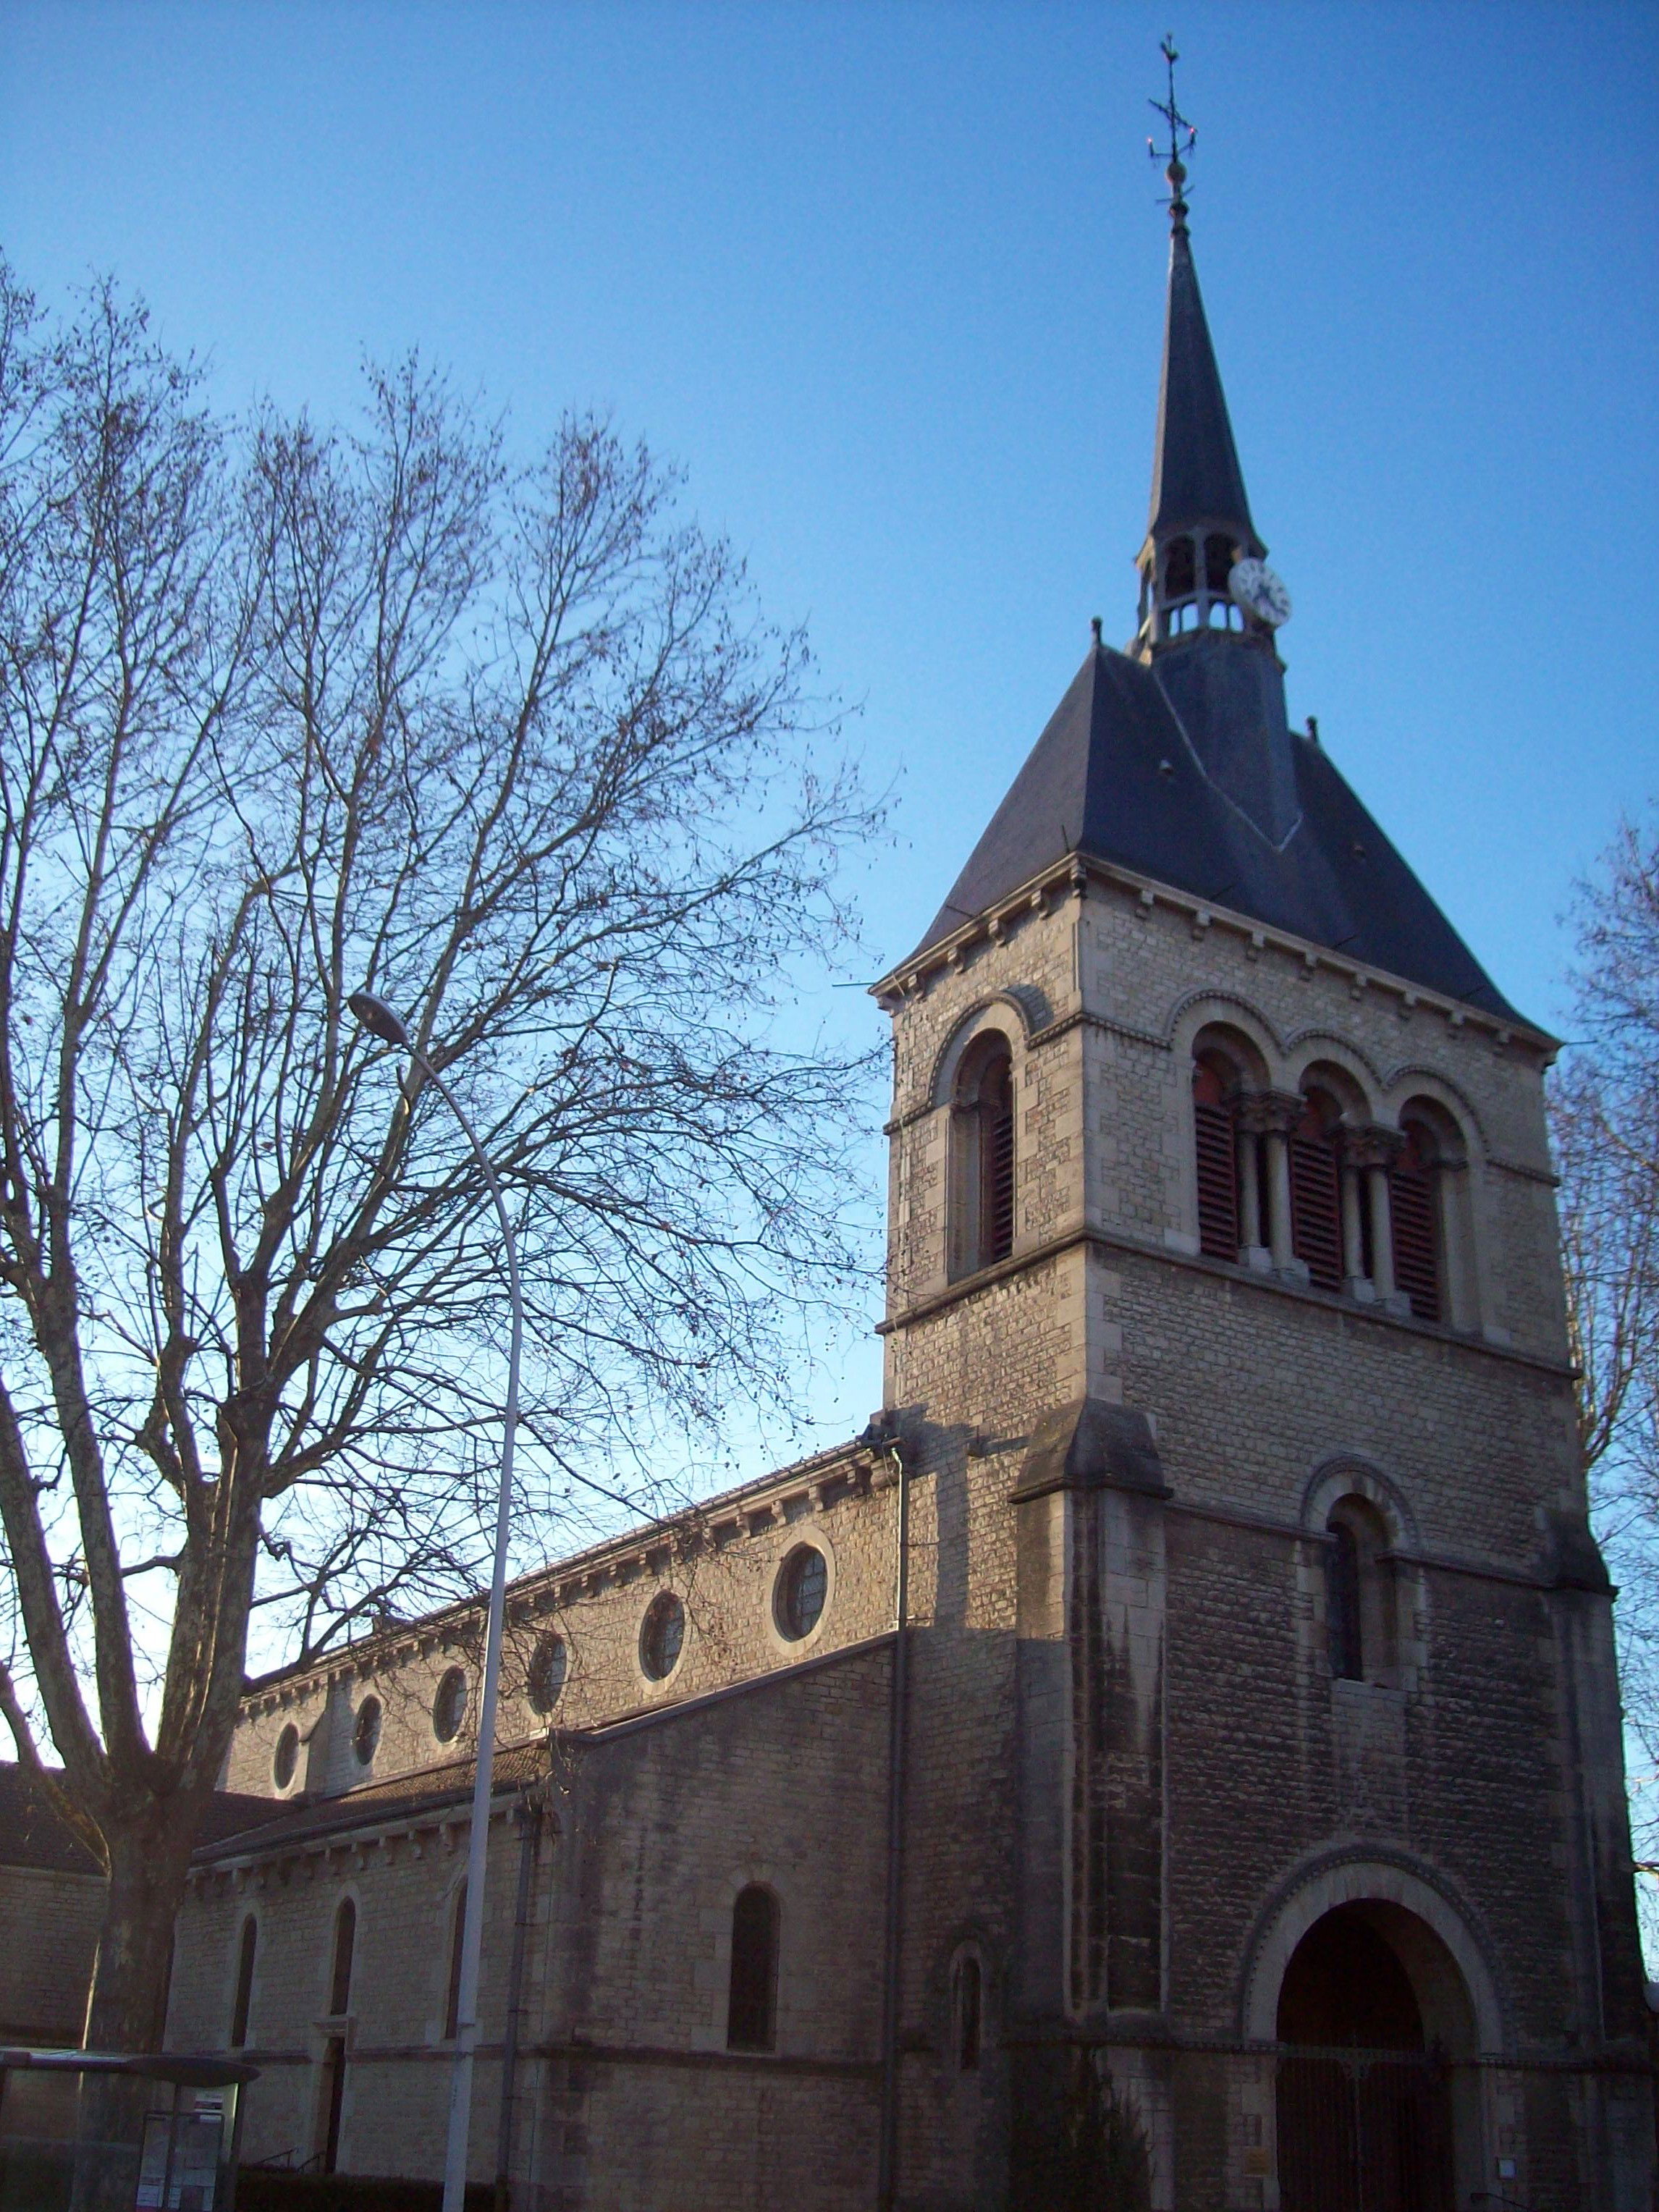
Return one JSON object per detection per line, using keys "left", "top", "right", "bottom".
{"left": 1289, "top": 1092, "right": 1343, "bottom": 1292}
{"left": 955, "top": 1032, "right": 1016, "bottom": 1275}
{"left": 980, "top": 1052, "right": 1015, "bottom": 1265}
{"left": 1390, "top": 1121, "right": 1441, "bottom": 1322}
{"left": 1192, "top": 1057, "right": 1241, "bottom": 1259}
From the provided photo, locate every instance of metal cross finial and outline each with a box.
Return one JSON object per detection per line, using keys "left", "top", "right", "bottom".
{"left": 1147, "top": 33, "right": 1196, "bottom": 229}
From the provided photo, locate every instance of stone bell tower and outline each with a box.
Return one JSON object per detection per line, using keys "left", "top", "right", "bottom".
{"left": 869, "top": 83, "right": 1650, "bottom": 2212}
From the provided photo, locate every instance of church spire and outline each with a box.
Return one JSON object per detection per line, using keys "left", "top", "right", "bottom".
{"left": 1136, "top": 41, "right": 1268, "bottom": 656}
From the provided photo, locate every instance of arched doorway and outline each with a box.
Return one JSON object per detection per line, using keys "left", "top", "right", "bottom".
{"left": 1275, "top": 1904, "right": 1460, "bottom": 2211}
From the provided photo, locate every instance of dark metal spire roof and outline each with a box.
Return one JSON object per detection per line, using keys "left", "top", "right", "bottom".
{"left": 905, "top": 636, "right": 1521, "bottom": 1025}
{"left": 1147, "top": 221, "right": 1260, "bottom": 552}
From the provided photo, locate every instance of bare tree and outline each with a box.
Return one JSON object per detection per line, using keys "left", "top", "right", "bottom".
{"left": 1550, "top": 812, "right": 1659, "bottom": 1933}
{"left": 0, "top": 263, "right": 882, "bottom": 2047}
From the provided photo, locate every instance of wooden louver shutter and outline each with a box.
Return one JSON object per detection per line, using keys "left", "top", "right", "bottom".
{"left": 981, "top": 1058, "right": 1015, "bottom": 1266}
{"left": 1289, "top": 1105, "right": 1343, "bottom": 1293}
{"left": 1390, "top": 1128, "right": 1440, "bottom": 1322}
{"left": 1192, "top": 1063, "right": 1239, "bottom": 1260}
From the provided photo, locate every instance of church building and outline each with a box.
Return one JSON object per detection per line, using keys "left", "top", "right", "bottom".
{"left": 163, "top": 127, "right": 1652, "bottom": 2212}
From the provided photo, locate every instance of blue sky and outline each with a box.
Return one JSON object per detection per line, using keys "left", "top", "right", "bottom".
{"left": 3, "top": 0, "right": 1655, "bottom": 1464}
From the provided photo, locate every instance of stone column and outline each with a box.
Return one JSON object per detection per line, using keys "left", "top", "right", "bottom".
{"left": 1339, "top": 1156, "right": 1371, "bottom": 1299}
{"left": 1233, "top": 1120, "right": 1272, "bottom": 1272}
{"left": 1239, "top": 1093, "right": 1303, "bottom": 1279}
{"left": 1349, "top": 1126, "right": 1409, "bottom": 1316}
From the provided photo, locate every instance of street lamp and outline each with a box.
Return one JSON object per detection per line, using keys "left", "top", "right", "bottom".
{"left": 348, "top": 990, "right": 522, "bottom": 2212}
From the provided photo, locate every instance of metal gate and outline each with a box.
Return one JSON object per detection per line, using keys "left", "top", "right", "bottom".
{"left": 1277, "top": 2048, "right": 1456, "bottom": 2212}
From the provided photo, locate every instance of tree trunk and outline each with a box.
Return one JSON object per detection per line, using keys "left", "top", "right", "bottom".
{"left": 83, "top": 1798, "right": 202, "bottom": 2051}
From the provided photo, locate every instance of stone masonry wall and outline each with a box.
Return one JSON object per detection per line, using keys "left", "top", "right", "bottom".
{"left": 224, "top": 1448, "right": 902, "bottom": 1812}
{"left": 0, "top": 1863, "right": 101, "bottom": 2042}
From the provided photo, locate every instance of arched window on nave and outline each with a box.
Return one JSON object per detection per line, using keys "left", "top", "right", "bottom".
{"left": 727, "top": 1884, "right": 780, "bottom": 2052}
{"left": 229, "top": 1915, "right": 257, "bottom": 2049}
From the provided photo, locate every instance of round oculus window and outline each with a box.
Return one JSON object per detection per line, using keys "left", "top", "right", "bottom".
{"left": 272, "top": 1723, "right": 300, "bottom": 1791}
{"left": 432, "top": 1666, "right": 468, "bottom": 1744}
{"left": 527, "top": 1633, "right": 567, "bottom": 1715}
{"left": 352, "top": 1695, "right": 382, "bottom": 1766}
{"left": 775, "top": 1545, "right": 828, "bottom": 1641}
{"left": 640, "top": 1591, "right": 685, "bottom": 1681}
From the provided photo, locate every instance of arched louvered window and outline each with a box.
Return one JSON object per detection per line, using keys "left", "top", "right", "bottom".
{"left": 229, "top": 1916, "right": 257, "bottom": 2049}
{"left": 1390, "top": 1121, "right": 1441, "bottom": 1322}
{"left": 1192, "top": 1058, "right": 1241, "bottom": 1260}
{"left": 953, "top": 1035, "right": 1016, "bottom": 1277}
{"left": 328, "top": 1897, "right": 356, "bottom": 2017}
{"left": 1204, "top": 533, "right": 1235, "bottom": 594}
{"left": 1289, "top": 1092, "right": 1343, "bottom": 1293}
{"left": 727, "top": 1885, "right": 780, "bottom": 2052}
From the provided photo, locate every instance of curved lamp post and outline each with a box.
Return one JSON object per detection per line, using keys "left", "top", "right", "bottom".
{"left": 347, "top": 991, "right": 522, "bottom": 2212}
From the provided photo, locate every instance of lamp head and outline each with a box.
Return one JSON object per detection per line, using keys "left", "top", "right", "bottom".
{"left": 347, "top": 990, "right": 410, "bottom": 1049}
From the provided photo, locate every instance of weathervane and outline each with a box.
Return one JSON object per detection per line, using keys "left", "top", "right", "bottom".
{"left": 1147, "top": 33, "right": 1195, "bottom": 229}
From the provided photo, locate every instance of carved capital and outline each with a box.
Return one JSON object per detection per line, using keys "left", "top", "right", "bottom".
{"left": 1345, "top": 1122, "right": 1406, "bottom": 1170}
{"left": 1236, "top": 1089, "right": 1304, "bottom": 1136}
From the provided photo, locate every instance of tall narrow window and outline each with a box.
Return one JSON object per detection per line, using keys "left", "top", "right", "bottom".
{"left": 1326, "top": 1520, "right": 1363, "bottom": 1681}
{"left": 445, "top": 1881, "right": 468, "bottom": 2040}
{"left": 953, "top": 1035, "right": 1016, "bottom": 1276}
{"left": 953, "top": 1951, "right": 983, "bottom": 2072}
{"left": 1192, "top": 1058, "right": 1241, "bottom": 1259}
{"left": 229, "top": 1916, "right": 257, "bottom": 2049}
{"left": 328, "top": 1897, "right": 355, "bottom": 2017}
{"left": 1289, "top": 1092, "right": 1343, "bottom": 1292}
{"left": 727, "top": 1885, "right": 780, "bottom": 2052}
{"left": 1325, "top": 1497, "right": 1395, "bottom": 1685}
{"left": 1390, "top": 1122, "right": 1441, "bottom": 1322}
{"left": 318, "top": 2036, "right": 346, "bottom": 2174}
{"left": 1204, "top": 533, "right": 1235, "bottom": 594}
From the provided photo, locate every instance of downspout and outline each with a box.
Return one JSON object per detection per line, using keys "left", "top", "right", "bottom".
{"left": 866, "top": 1410, "right": 912, "bottom": 2212}
{"left": 494, "top": 1785, "right": 544, "bottom": 2212}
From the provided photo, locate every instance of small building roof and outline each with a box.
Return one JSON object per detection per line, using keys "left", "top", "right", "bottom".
{"left": 0, "top": 1764, "right": 277, "bottom": 1877}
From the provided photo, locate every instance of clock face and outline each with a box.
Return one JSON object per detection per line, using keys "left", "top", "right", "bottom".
{"left": 1228, "top": 557, "right": 1292, "bottom": 628}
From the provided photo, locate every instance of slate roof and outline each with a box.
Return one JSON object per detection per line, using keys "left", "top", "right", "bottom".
{"left": 0, "top": 1765, "right": 102, "bottom": 1876}
{"left": 188, "top": 1739, "right": 549, "bottom": 1863}
{"left": 1148, "top": 221, "right": 1261, "bottom": 553}
{"left": 909, "top": 638, "right": 1525, "bottom": 1025}
{"left": 0, "top": 1764, "right": 277, "bottom": 1877}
